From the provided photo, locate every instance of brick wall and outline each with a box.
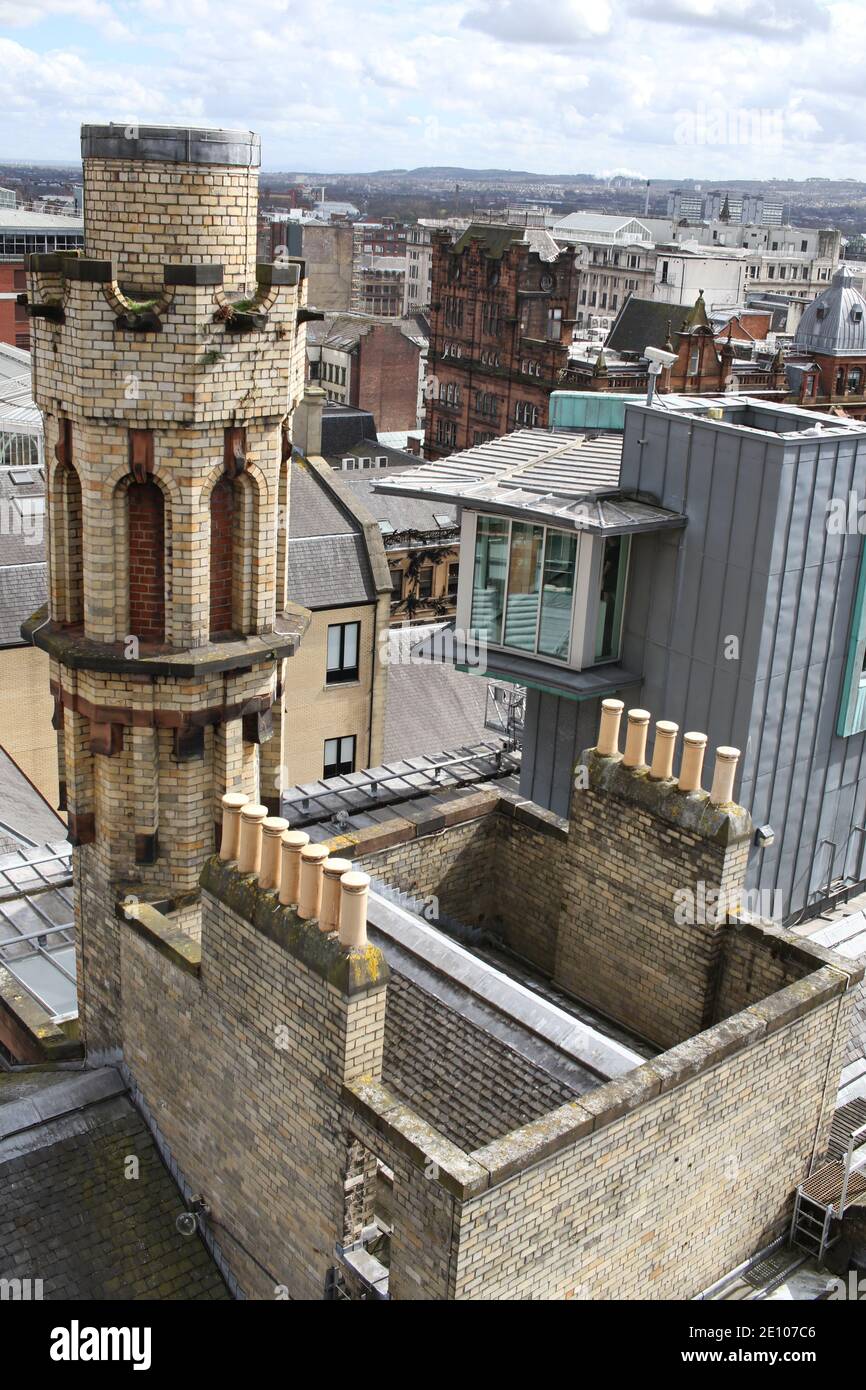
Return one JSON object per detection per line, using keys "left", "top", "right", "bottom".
{"left": 555, "top": 751, "right": 752, "bottom": 1048}
{"left": 127, "top": 478, "right": 165, "bottom": 642}
{"left": 383, "top": 970, "right": 574, "bottom": 1151}
{"left": 118, "top": 861, "right": 388, "bottom": 1299}
{"left": 355, "top": 323, "right": 421, "bottom": 433}
{"left": 208, "top": 476, "right": 234, "bottom": 637}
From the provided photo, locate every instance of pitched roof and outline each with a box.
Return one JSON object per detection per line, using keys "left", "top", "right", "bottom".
{"left": 606, "top": 295, "right": 690, "bottom": 356}
{"left": 0, "top": 1068, "right": 231, "bottom": 1301}
{"left": 286, "top": 533, "right": 376, "bottom": 609}
{"left": 384, "top": 625, "right": 491, "bottom": 762}
{"left": 0, "top": 563, "right": 46, "bottom": 644}
{"left": 336, "top": 467, "right": 457, "bottom": 535}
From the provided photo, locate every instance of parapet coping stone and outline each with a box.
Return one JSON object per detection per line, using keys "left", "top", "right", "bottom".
{"left": 119, "top": 901, "right": 201, "bottom": 978}
{"left": 581, "top": 747, "right": 753, "bottom": 847}
{"left": 366, "top": 889, "right": 644, "bottom": 1081}
{"left": 199, "top": 856, "right": 388, "bottom": 997}
{"left": 354, "top": 958, "right": 851, "bottom": 1193}
{"left": 81, "top": 123, "right": 261, "bottom": 168}
{"left": 336, "top": 786, "right": 547, "bottom": 859}
{"left": 345, "top": 1078, "right": 490, "bottom": 1199}
{"left": 728, "top": 913, "right": 866, "bottom": 986}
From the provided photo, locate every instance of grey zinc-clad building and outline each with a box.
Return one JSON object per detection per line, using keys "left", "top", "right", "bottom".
{"left": 376, "top": 394, "right": 866, "bottom": 921}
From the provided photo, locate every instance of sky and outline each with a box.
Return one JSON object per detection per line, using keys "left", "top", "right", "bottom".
{"left": 0, "top": 0, "right": 862, "bottom": 179}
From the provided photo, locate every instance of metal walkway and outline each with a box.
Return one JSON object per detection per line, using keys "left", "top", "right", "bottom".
{"left": 790, "top": 1099, "right": 866, "bottom": 1262}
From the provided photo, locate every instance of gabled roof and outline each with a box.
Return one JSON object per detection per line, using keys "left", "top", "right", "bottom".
{"left": 606, "top": 295, "right": 690, "bottom": 356}
{"left": 286, "top": 456, "right": 392, "bottom": 610}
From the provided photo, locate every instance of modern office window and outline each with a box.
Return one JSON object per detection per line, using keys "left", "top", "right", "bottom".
{"left": 838, "top": 544, "right": 866, "bottom": 736}
{"left": 326, "top": 621, "right": 360, "bottom": 684}
{"left": 538, "top": 530, "right": 577, "bottom": 660}
{"left": 324, "top": 735, "right": 356, "bottom": 778}
{"left": 470, "top": 515, "right": 509, "bottom": 643}
{"left": 594, "top": 535, "right": 631, "bottom": 663}
{"left": 503, "top": 523, "right": 544, "bottom": 651}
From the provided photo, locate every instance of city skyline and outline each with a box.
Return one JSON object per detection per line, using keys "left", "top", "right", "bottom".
{"left": 0, "top": 0, "right": 862, "bottom": 179}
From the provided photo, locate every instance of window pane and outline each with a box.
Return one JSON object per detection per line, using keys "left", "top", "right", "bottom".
{"left": 503, "top": 522, "right": 544, "bottom": 651}
{"left": 343, "top": 623, "right": 359, "bottom": 670}
{"left": 324, "top": 738, "right": 338, "bottom": 766}
{"left": 538, "top": 530, "right": 577, "bottom": 659}
{"left": 326, "top": 626, "right": 342, "bottom": 671}
{"left": 471, "top": 515, "right": 509, "bottom": 643}
{"left": 595, "top": 536, "right": 630, "bottom": 662}
{"left": 340, "top": 736, "right": 355, "bottom": 767}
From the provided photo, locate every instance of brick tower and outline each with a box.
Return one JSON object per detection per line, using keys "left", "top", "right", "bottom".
{"left": 22, "top": 124, "right": 308, "bottom": 1057}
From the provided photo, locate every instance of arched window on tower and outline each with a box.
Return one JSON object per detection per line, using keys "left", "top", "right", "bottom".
{"left": 209, "top": 475, "right": 235, "bottom": 639}
{"left": 127, "top": 479, "right": 165, "bottom": 642}
{"left": 54, "top": 423, "right": 84, "bottom": 625}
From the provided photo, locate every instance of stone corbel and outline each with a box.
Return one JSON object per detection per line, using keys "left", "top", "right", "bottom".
{"left": 129, "top": 429, "right": 154, "bottom": 485}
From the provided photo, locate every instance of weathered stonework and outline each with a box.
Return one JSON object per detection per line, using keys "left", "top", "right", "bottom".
{"left": 26, "top": 125, "right": 309, "bottom": 1055}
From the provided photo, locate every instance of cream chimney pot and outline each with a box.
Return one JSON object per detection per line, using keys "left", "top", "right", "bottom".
{"left": 259, "top": 816, "right": 289, "bottom": 890}
{"left": 279, "top": 830, "right": 310, "bottom": 905}
{"left": 320, "top": 857, "right": 353, "bottom": 933}
{"left": 237, "top": 803, "right": 268, "bottom": 875}
{"left": 339, "top": 871, "right": 370, "bottom": 949}
{"left": 297, "top": 843, "right": 329, "bottom": 920}
{"left": 710, "top": 746, "right": 741, "bottom": 806}
{"left": 219, "top": 792, "right": 249, "bottom": 861}
{"left": 649, "top": 720, "right": 679, "bottom": 781}
{"left": 597, "top": 698, "right": 625, "bottom": 757}
{"left": 622, "top": 709, "right": 651, "bottom": 769}
{"left": 678, "top": 732, "right": 708, "bottom": 794}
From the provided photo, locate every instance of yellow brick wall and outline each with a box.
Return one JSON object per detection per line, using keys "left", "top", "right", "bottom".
{"left": 0, "top": 646, "right": 60, "bottom": 812}
{"left": 281, "top": 603, "right": 383, "bottom": 785}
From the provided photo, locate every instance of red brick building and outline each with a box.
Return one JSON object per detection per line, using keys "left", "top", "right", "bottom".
{"left": 424, "top": 224, "right": 578, "bottom": 458}
{"left": 306, "top": 312, "right": 426, "bottom": 432}
{"left": 0, "top": 208, "right": 84, "bottom": 349}
{"left": 0, "top": 263, "right": 30, "bottom": 349}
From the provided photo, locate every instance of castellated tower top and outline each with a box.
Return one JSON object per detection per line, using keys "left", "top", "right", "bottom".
{"left": 80, "top": 123, "right": 261, "bottom": 292}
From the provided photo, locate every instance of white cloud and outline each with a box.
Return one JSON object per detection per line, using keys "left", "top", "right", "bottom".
{"left": 0, "top": 0, "right": 861, "bottom": 179}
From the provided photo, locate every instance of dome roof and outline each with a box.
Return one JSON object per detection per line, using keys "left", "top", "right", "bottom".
{"left": 794, "top": 265, "right": 866, "bottom": 357}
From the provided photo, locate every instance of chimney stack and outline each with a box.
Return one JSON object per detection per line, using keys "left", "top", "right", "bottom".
{"left": 219, "top": 792, "right": 249, "bottom": 861}
{"left": 320, "top": 857, "right": 353, "bottom": 933}
{"left": 297, "top": 843, "right": 329, "bottom": 920}
{"left": 293, "top": 385, "right": 326, "bottom": 458}
{"left": 279, "top": 830, "right": 310, "bottom": 906}
{"left": 622, "top": 709, "right": 651, "bottom": 769}
{"left": 238, "top": 804, "right": 268, "bottom": 875}
{"left": 338, "top": 871, "right": 370, "bottom": 949}
{"left": 678, "top": 733, "right": 707, "bottom": 794}
{"left": 649, "top": 721, "right": 679, "bottom": 781}
{"left": 596, "top": 699, "right": 624, "bottom": 757}
{"left": 710, "top": 746, "right": 741, "bottom": 806}
{"left": 259, "top": 816, "right": 289, "bottom": 890}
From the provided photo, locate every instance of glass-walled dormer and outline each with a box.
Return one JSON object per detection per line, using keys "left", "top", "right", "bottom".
{"left": 467, "top": 511, "right": 629, "bottom": 669}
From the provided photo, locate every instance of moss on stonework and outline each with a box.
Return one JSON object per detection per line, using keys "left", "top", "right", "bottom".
{"left": 581, "top": 748, "right": 752, "bottom": 847}
{"left": 199, "top": 855, "right": 388, "bottom": 996}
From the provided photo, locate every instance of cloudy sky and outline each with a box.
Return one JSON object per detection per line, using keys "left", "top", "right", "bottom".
{"left": 0, "top": 0, "right": 861, "bottom": 178}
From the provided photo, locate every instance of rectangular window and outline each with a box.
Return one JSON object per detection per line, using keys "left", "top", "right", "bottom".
{"left": 326, "top": 621, "right": 360, "bottom": 684}
{"left": 390, "top": 567, "right": 403, "bottom": 599}
{"left": 324, "top": 735, "right": 356, "bottom": 779}
{"left": 447, "top": 563, "right": 459, "bottom": 599}
{"left": 538, "top": 530, "right": 577, "bottom": 660}
{"left": 417, "top": 566, "right": 433, "bottom": 599}
{"left": 594, "top": 535, "right": 630, "bottom": 663}
{"left": 470, "top": 515, "right": 509, "bottom": 643}
{"left": 503, "top": 523, "right": 544, "bottom": 651}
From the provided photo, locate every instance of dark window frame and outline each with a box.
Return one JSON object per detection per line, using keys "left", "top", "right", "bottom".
{"left": 326, "top": 620, "right": 361, "bottom": 685}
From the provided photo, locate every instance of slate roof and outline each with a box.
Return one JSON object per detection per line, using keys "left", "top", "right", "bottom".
{"left": 794, "top": 265, "right": 866, "bottom": 357}
{"left": 336, "top": 467, "right": 457, "bottom": 535}
{"left": 286, "top": 533, "right": 376, "bottom": 609}
{"left": 606, "top": 294, "right": 691, "bottom": 356}
{"left": 0, "top": 563, "right": 46, "bottom": 644}
{"left": 321, "top": 403, "right": 377, "bottom": 454}
{"left": 384, "top": 624, "right": 491, "bottom": 762}
{"left": 0, "top": 1067, "right": 231, "bottom": 1300}
{"left": 286, "top": 457, "right": 379, "bottom": 609}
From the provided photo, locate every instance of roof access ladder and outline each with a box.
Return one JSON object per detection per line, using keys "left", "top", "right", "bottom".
{"left": 790, "top": 1099, "right": 866, "bottom": 1263}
